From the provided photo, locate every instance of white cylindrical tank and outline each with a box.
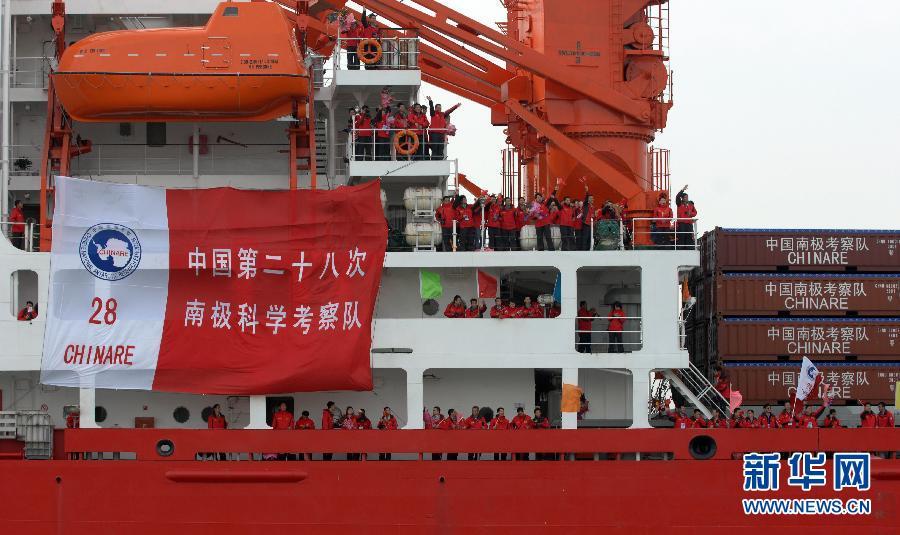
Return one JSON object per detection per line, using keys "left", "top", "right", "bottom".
{"left": 404, "top": 222, "right": 441, "bottom": 248}
{"left": 403, "top": 187, "right": 442, "bottom": 211}
{"left": 519, "top": 225, "right": 536, "bottom": 251}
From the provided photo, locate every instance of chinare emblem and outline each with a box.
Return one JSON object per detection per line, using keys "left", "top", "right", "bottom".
{"left": 79, "top": 223, "right": 142, "bottom": 281}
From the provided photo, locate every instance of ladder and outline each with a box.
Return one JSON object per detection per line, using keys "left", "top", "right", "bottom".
{"left": 663, "top": 363, "right": 729, "bottom": 419}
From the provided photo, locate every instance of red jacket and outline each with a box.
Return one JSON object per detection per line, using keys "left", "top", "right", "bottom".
{"left": 17, "top": 307, "right": 38, "bottom": 321}
{"left": 428, "top": 103, "right": 460, "bottom": 132}
{"left": 489, "top": 416, "right": 510, "bottom": 430}
{"left": 377, "top": 416, "right": 399, "bottom": 430}
{"left": 736, "top": 417, "right": 758, "bottom": 429}
{"left": 776, "top": 410, "right": 795, "bottom": 428}
{"left": 463, "top": 416, "right": 487, "bottom": 430}
{"left": 356, "top": 418, "right": 372, "bottom": 430}
{"left": 522, "top": 304, "right": 543, "bottom": 318}
{"left": 577, "top": 307, "right": 597, "bottom": 332}
{"left": 511, "top": 414, "right": 534, "bottom": 430}
{"left": 499, "top": 207, "right": 518, "bottom": 231}
{"left": 465, "top": 304, "right": 487, "bottom": 318}
{"left": 515, "top": 208, "right": 526, "bottom": 230}
{"left": 375, "top": 116, "right": 391, "bottom": 139}
{"left": 677, "top": 203, "right": 697, "bottom": 223}
{"left": 548, "top": 306, "right": 560, "bottom": 318}
{"left": 340, "top": 415, "right": 358, "bottom": 430}
{"left": 710, "top": 417, "right": 731, "bottom": 428}
{"left": 9, "top": 206, "right": 25, "bottom": 234}
{"left": 490, "top": 305, "right": 505, "bottom": 318}
{"left": 430, "top": 413, "right": 444, "bottom": 429}
{"left": 692, "top": 417, "right": 708, "bottom": 428}
{"left": 486, "top": 201, "right": 502, "bottom": 229}
{"left": 573, "top": 207, "right": 584, "bottom": 231}
{"left": 532, "top": 416, "right": 551, "bottom": 429}
{"left": 823, "top": 416, "right": 841, "bottom": 428}
{"left": 860, "top": 411, "right": 877, "bottom": 428}
{"left": 501, "top": 305, "right": 520, "bottom": 319}
{"left": 607, "top": 309, "right": 626, "bottom": 332}
{"left": 295, "top": 416, "right": 316, "bottom": 430}
{"left": 438, "top": 416, "right": 458, "bottom": 430}
{"left": 668, "top": 411, "right": 693, "bottom": 429}
{"left": 797, "top": 406, "right": 826, "bottom": 429}
{"left": 272, "top": 410, "right": 294, "bottom": 430}
{"left": 435, "top": 202, "right": 457, "bottom": 229}
{"left": 528, "top": 203, "right": 551, "bottom": 228}
{"left": 322, "top": 408, "right": 334, "bottom": 430}
{"left": 756, "top": 413, "right": 779, "bottom": 429}
{"left": 342, "top": 25, "right": 360, "bottom": 48}
{"left": 208, "top": 414, "right": 227, "bottom": 429}
{"left": 354, "top": 114, "right": 373, "bottom": 137}
{"left": 877, "top": 410, "right": 895, "bottom": 428}
{"left": 66, "top": 414, "right": 80, "bottom": 429}
{"left": 653, "top": 205, "right": 674, "bottom": 228}
{"left": 456, "top": 206, "right": 476, "bottom": 229}
{"left": 444, "top": 303, "right": 466, "bottom": 318}
{"left": 558, "top": 206, "right": 574, "bottom": 227}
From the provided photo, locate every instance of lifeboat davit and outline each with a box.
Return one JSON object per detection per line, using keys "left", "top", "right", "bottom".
{"left": 53, "top": 2, "right": 309, "bottom": 122}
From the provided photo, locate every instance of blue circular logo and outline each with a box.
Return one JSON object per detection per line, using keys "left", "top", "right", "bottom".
{"left": 79, "top": 223, "right": 142, "bottom": 281}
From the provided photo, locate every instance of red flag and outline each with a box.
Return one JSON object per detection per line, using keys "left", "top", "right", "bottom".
{"left": 477, "top": 270, "right": 498, "bottom": 298}
{"left": 729, "top": 389, "right": 743, "bottom": 413}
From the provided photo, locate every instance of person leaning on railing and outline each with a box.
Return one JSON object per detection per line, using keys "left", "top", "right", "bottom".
{"left": 576, "top": 301, "right": 598, "bottom": 353}
{"left": 606, "top": 301, "right": 626, "bottom": 353}
{"left": 408, "top": 104, "right": 429, "bottom": 160}
{"left": 373, "top": 106, "right": 393, "bottom": 161}
{"left": 353, "top": 106, "right": 374, "bottom": 161}
{"left": 360, "top": 10, "right": 382, "bottom": 70}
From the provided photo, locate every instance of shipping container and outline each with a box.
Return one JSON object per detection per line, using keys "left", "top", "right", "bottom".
{"left": 717, "top": 318, "right": 900, "bottom": 361}
{"left": 700, "top": 228, "right": 900, "bottom": 272}
{"left": 712, "top": 273, "right": 900, "bottom": 316}
{"left": 722, "top": 361, "right": 900, "bottom": 405}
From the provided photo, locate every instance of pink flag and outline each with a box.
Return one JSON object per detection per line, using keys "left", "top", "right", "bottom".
{"left": 729, "top": 390, "right": 743, "bottom": 413}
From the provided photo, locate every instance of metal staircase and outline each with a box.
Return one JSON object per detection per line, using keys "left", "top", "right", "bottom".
{"left": 663, "top": 364, "right": 729, "bottom": 419}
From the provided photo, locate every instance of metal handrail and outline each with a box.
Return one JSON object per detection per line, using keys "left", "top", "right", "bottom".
{"left": 0, "top": 221, "right": 37, "bottom": 252}
{"left": 629, "top": 217, "right": 699, "bottom": 250}
{"left": 348, "top": 125, "right": 448, "bottom": 162}
{"left": 333, "top": 31, "right": 420, "bottom": 71}
{"left": 11, "top": 56, "right": 52, "bottom": 88}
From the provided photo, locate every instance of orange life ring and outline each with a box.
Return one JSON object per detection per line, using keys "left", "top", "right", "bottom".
{"left": 393, "top": 130, "right": 420, "bottom": 156}
{"left": 357, "top": 39, "right": 383, "bottom": 65}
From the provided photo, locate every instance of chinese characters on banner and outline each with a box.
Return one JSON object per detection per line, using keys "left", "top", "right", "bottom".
{"left": 41, "top": 177, "right": 387, "bottom": 394}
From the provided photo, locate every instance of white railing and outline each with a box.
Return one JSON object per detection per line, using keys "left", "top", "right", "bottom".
{"left": 348, "top": 126, "right": 449, "bottom": 162}
{"left": 334, "top": 31, "right": 420, "bottom": 71}
{"left": 628, "top": 217, "right": 699, "bottom": 250}
{"left": 12, "top": 56, "right": 52, "bottom": 89}
{"left": 68, "top": 144, "right": 290, "bottom": 176}
{"left": 575, "top": 316, "right": 643, "bottom": 353}
{"left": 1, "top": 221, "right": 38, "bottom": 252}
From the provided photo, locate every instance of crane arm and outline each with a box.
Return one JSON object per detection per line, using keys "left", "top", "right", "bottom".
{"left": 356, "top": 0, "right": 650, "bottom": 122}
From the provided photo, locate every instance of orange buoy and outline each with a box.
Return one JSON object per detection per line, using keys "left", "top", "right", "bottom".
{"left": 394, "top": 130, "right": 419, "bottom": 156}
{"left": 357, "top": 38, "right": 383, "bottom": 65}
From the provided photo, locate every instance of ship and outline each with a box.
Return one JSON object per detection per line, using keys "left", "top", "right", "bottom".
{"left": 0, "top": 1, "right": 898, "bottom": 533}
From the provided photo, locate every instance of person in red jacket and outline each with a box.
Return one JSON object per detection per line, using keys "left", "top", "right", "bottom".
{"left": 876, "top": 402, "right": 895, "bottom": 428}
{"left": 66, "top": 408, "right": 80, "bottom": 429}
{"left": 777, "top": 401, "right": 796, "bottom": 428}
{"left": 521, "top": 296, "right": 543, "bottom": 318}
{"left": 453, "top": 195, "right": 477, "bottom": 251}
{"left": 558, "top": 197, "right": 576, "bottom": 250}
{"left": 463, "top": 406, "right": 486, "bottom": 460}
{"left": 271, "top": 403, "right": 294, "bottom": 460}
{"left": 489, "top": 407, "right": 510, "bottom": 460}
{"left": 690, "top": 409, "right": 708, "bottom": 428}
{"left": 341, "top": 15, "right": 361, "bottom": 70}
{"left": 465, "top": 299, "right": 487, "bottom": 318}
{"left": 823, "top": 409, "right": 842, "bottom": 428}
{"left": 426, "top": 96, "right": 460, "bottom": 160}
{"left": 709, "top": 409, "right": 730, "bottom": 428}
{"left": 489, "top": 298, "right": 506, "bottom": 318}
{"left": 651, "top": 193, "right": 674, "bottom": 248}
{"left": 548, "top": 302, "right": 561, "bottom": 318}
{"left": 444, "top": 295, "right": 466, "bottom": 318}
{"left": 436, "top": 409, "right": 461, "bottom": 460}
{"left": 797, "top": 405, "right": 826, "bottom": 429}
{"left": 501, "top": 300, "right": 520, "bottom": 319}
{"left": 358, "top": 9, "right": 381, "bottom": 70}
{"left": 17, "top": 301, "right": 38, "bottom": 321}
{"left": 756, "top": 404, "right": 779, "bottom": 428}
{"left": 353, "top": 107, "right": 375, "bottom": 161}
{"left": 527, "top": 191, "right": 555, "bottom": 251}
{"left": 8, "top": 199, "right": 26, "bottom": 250}
{"left": 373, "top": 107, "right": 393, "bottom": 161}
{"left": 497, "top": 197, "right": 518, "bottom": 251}
{"left": 735, "top": 410, "right": 759, "bottom": 429}
{"left": 531, "top": 407, "right": 552, "bottom": 459}
{"left": 377, "top": 407, "right": 399, "bottom": 460}
{"left": 321, "top": 401, "right": 337, "bottom": 460}
{"left": 483, "top": 194, "right": 502, "bottom": 250}
{"left": 355, "top": 409, "right": 372, "bottom": 430}
{"left": 667, "top": 406, "right": 693, "bottom": 429}
{"left": 407, "top": 104, "right": 428, "bottom": 160}
{"left": 606, "top": 302, "right": 626, "bottom": 353}
{"left": 510, "top": 407, "right": 534, "bottom": 460}
{"left": 435, "top": 195, "right": 458, "bottom": 252}
{"left": 576, "top": 301, "right": 598, "bottom": 353}
{"left": 295, "top": 410, "right": 315, "bottom": 430}
{"left": 675, "top": 186, "right": 697, "bottom": 249}
{"left": 208, "top": 404, "right": 227, "bottom": 429}
{"left": 860, "top": 403, "right": 877, "bottom": 428}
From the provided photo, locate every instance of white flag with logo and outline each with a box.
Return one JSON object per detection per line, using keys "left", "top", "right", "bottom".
{"left": 796, "top": 356, "right": 822, "bottom": 401}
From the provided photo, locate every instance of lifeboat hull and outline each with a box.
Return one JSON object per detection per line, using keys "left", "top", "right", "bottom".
{"left": 53, "top": 2, "right": 309, "bottom": 122}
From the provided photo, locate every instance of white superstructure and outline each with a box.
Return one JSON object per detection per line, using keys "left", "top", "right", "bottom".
{"left": 0, "top": 0, "right": 703, "bottom": 432}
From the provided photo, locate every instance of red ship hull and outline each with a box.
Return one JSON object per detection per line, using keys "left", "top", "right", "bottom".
{"left": 0, "top": 429, "right": 897, "bottom": 533}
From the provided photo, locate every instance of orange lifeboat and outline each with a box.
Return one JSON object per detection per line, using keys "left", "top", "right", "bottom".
{"left": 53, "top": 2, "right": 309, "bottom": 122}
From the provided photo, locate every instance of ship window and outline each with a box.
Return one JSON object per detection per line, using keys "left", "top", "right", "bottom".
{"left": 173, "top": 406, "right": 190, "bottom": 424}
{"left": 9, "top": 270, "right": 38, "bottom": 320}
{"left": 576, "top": 267, "right": 643, "bottom": 353}
{"left": 95, "top": 406, "right": 108, "bottom": 423}
{"left": 223, "top": 6, "right": 238, "bottom": 16}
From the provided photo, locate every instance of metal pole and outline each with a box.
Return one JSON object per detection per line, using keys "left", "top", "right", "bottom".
{"left": 1, "top": 0, "right": 12, "bottom": 219}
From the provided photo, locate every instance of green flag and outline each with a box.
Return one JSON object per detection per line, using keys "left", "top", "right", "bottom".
{"left": 419, "top": 270, "right": 442, "bottom": 299}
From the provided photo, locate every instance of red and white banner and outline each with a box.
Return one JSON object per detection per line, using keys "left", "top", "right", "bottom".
{"left": 796, "top": 356, "right": 823, "bottom": 402}
{"left": 41, "top": 176, "right": 387, "bottom": 394}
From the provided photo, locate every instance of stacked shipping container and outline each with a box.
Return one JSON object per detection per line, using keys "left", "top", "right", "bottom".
{"left": 688, "top": 228, "right": 900, "bottom": 405}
